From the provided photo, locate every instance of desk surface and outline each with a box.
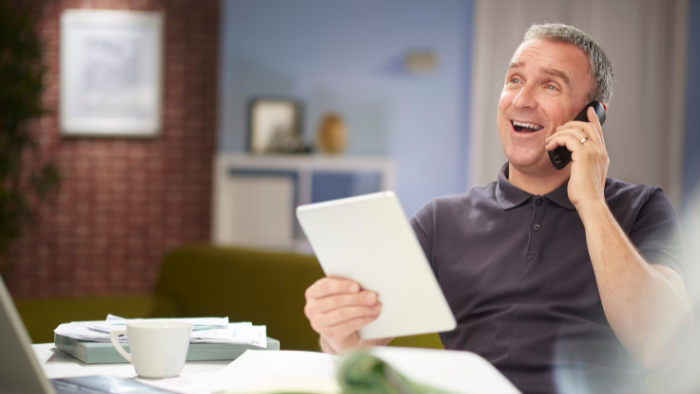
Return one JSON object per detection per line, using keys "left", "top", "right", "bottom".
{"left": 32, "top": 343, "right": 230, "bottom": 380}
{"left": 33, "top": 343, "right": 524, "bottom": 394}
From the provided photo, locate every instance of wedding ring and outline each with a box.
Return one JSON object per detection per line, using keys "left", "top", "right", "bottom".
{"left": 581, "top": 137, "right": 592, "bottom": 145}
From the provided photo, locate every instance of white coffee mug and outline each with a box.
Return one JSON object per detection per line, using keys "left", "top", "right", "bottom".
{"left": 109, "top": 321, "right": 193, "bottom": 378}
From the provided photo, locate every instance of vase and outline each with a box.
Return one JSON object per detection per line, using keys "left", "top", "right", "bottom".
{"left": 317, "top": 113, "right": 347, "bottom": 155}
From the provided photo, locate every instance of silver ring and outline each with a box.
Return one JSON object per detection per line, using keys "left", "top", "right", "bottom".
{"left": 581, "top": 137, "right": 592, "bottom": 145}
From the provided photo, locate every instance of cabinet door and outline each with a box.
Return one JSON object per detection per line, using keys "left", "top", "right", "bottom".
{"left": 311, "top": 171, "right": 382, "bottom": 203}
{"left": 223, "top": 170, "right": 298, "bottom": 247}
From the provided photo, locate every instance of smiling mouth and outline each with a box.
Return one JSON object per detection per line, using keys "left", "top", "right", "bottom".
{"left": 511, "top": 120, "right": 543, "bottom": 132}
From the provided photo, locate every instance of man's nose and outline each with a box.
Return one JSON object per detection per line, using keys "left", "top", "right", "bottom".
{"left": 512, "top": 84, "right": 537, "bottom": 109}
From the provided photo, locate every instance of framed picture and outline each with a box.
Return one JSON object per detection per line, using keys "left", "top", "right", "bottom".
{"left": 248, "top": 98, "right": 303, "bottom": 154}
{"left": 60, "top": 10, "right": 163, "bottom": 137}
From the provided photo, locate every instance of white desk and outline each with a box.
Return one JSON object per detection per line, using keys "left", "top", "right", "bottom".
{"left": 32, "top": 343, "right": 523, "bottom": 394}
{"left": 31, "top": 343, "right": 339, "bottom": 394}
{"left": 32, "top": 343, "right": 230, "bottom": 380}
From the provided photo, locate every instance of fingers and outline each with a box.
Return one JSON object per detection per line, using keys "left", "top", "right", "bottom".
{"left": 320, "top": 314, "right": 380, "bottom": 345}
{"left": 586, "top": 106, "right": 605, "bottom": 147}
{"left": 559, "top": 107, "right": 604, "bottom": 146}
{"left": 304, "top": 278, "right": 379, "bottom": 323}
{"left": 546, "top": 134, "right": 588, "bottom": 158}
{"left": 307, "top": 291, "right": 378, "bottom": 315}
{"left": 545, "top": 123, "right": 609, "bottom": 179}
{"left": 305, "top": 277, "right": 361, "bottom": 300}
{"left": 304, "top": 277, "right": 382, "bottom": 352}
{"left": 560, "top": 121, "right": 601, "bottom": 145}
{"left": 311, "top": 303, "right": 381, "bottom": 330}
{"left": 547, "top": 105, "right": 608, "bottom": 153}
{"left": 545, "top": 127, "right": 589, "bottom": 152}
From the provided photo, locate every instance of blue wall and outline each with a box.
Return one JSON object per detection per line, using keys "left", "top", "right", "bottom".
{"left": 219, "top": 0, "right": 473, "bottom": 216}
{"left": 683, "top": 0, "right": 700, "bottom": 213}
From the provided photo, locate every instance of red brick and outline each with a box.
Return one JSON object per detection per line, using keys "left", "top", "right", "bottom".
{"left": 6, "top": 0, "right": 218, "bottom": 298}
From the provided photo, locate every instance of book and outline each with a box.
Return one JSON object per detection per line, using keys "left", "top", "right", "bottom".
{"left": 54, "top": 333, "right": 280, "bottom": 364}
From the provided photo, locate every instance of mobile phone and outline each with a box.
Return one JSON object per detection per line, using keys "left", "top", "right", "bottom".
{"left": 548, "top": 100, "right": 606, "bottom": 170}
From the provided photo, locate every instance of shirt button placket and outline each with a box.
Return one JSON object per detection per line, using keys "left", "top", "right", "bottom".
{"left": 533, "top": 197, "right": 543, "bottom": 232}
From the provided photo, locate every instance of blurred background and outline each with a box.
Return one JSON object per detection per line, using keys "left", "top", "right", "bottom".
{"left": 1, "top": 0, "right": 698, "bottom": 392}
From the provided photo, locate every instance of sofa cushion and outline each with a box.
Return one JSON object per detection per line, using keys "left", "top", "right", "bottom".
{"left": 153, "top": 245, "right": 325, "bottom": 351}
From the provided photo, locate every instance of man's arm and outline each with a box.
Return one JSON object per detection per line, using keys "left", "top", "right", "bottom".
{"left": 577, "top": 201, "right": 692, "bottom": 372}
{"left": 546, "top": 107, "right": 693, "bottom": 372}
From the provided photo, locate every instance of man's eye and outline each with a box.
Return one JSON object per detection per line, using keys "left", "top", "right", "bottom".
{"left": 546, "top": 84, "right": 558, "bottom": 90}
{"left": 511, "top": 78, "right": 521, "bottom": 84}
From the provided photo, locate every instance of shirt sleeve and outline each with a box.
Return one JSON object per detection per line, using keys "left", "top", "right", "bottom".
{"left": 410, "top": 199, "right": 437, "bottom": 276}
{"left": 629, "top": 188, "right": 686, "bottom": 281}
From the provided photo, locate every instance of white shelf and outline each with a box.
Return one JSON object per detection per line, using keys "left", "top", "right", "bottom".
{"left": 212, "top": 154, "right": 396, "bottom": 252}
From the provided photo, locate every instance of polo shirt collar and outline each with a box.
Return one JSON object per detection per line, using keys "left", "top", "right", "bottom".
{"left": 495, "top": 162, "right": 576, "bottom": 211}
{"left": 544, "top": 179, "right": 576, "bottom": 211}
{"left": 496, "top": 163, "right": 533, "bottom": 210}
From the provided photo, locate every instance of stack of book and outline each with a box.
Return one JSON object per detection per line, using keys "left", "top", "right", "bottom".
{"left": 53, "top": 315, "right": 279, "bottom": 364}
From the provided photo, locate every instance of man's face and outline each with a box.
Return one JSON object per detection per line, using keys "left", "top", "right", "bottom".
{"left": 497, "top": 39, "right": 595, "bottom": 173}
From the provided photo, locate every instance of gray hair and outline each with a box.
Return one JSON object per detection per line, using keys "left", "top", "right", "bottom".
{"left": 522, "top": 23, "right": 614, "bottom": 103}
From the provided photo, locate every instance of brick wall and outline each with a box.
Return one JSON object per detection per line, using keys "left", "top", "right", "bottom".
{"left": 6, "top": 0, "right": 219, "bottom": 298}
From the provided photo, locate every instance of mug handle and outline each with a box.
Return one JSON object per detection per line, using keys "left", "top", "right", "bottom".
{"left": 109, "top": 328, "right": 132, "bottom": 363}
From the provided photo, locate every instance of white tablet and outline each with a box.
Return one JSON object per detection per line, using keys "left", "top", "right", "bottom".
{"left": 296, "top": 191, "right": 456, "bottom": 340}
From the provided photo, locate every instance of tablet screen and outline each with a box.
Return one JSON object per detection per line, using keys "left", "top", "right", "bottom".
{"left": 297, "top": 192, "right": 456, "bottom": 340}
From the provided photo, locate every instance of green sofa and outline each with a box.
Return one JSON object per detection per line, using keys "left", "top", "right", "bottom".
{"left": 15, "top": 245, "right": 443, "bottom": 351}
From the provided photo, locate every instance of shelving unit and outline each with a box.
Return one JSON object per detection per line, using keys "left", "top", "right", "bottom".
{"left": 212, "top": 154, "right": 395, "bottom": 252}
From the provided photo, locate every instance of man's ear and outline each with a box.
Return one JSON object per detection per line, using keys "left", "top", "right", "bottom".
{"left": 601, "top": 102, "right": 608, "bottom": 113}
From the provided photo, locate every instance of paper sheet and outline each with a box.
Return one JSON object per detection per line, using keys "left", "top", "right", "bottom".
{"left": 229, "top": 323, "right": 267, "bottom": 348}
{"left": 140, "top": 347, "right": 521, "bottom": 394}
{"left": 54, "top": 321, "right": 119, "bottom": 342}
{"left": 89, "top": 323, "right": 240, "bottom": 342}
{"left": 139, "top": 350, "right": 339, "bottom": 394}
{"left": 106, "top": 314, "right": 230, "bottom": 329}
{"left": 219, "top": 376, "right": 339, "bottom": 394}
{"left": 55, "top": 317, "right": 267, "bottom": 348}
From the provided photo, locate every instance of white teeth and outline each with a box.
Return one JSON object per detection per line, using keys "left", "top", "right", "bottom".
{"left": 512, "top": 121, "right": 543, "bottom": 131}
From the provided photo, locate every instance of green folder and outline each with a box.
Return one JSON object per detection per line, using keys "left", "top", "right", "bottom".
{"left": 54, "top": 333, "right": 280, "bottom": 364}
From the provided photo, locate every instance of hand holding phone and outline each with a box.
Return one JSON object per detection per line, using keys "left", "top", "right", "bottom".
{"left": 548, "top": 100, "right": 606, "bottom": 169}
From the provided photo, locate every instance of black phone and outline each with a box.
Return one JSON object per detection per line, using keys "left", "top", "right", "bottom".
{"left": 548, "top": 100, "right": 606, "bottom": 170}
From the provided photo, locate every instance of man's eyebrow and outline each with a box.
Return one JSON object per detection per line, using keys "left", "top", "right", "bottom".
{"left": 541, "top": 67, "right": 571, "bottom": 87}
{"left": 508, "top": 61, "right": 573, "bottom": 88}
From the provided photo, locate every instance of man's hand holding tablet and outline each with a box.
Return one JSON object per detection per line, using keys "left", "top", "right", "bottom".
{"left": 298, "top": 192, "right": 456, "bottom": 355}
{"left": 304, "top": 277, "right": 390, "bottom": 354}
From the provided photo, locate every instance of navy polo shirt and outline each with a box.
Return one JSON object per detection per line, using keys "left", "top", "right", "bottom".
{"left": 410, "top": 163, "right": 685, "bottom": 394}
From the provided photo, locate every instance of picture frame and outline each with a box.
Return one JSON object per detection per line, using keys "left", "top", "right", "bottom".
{"left": 60, "top": 10, "right": 163, "bottom": 137}
{"left": 247, "top": 98, "right": 303, "bottom": 154}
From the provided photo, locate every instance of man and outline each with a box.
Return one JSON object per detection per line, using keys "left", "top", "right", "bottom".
{"left": 304, "top": 24, "right": 693, "bottom": 393}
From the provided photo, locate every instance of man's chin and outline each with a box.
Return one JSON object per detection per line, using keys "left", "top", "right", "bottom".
{"left": 507, "top": 154, "right": 556, "bottom": 174}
